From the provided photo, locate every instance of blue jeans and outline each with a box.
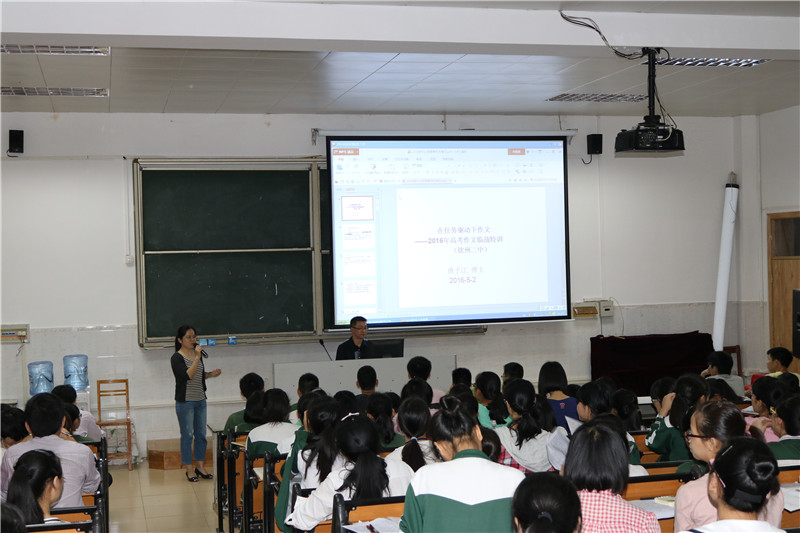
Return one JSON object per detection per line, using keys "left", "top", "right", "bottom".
{"left": 175, "top": 399, "right": 207, "bottom": 465}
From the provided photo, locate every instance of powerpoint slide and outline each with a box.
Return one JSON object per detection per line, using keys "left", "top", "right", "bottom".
{"left": 341, "top": 252, "right": 376, "bottom": 278}
{"left": 342, "top": 224, "right": 376, "bottom": 250}
{"left": 341, "top": 196, "right": 375, "bottom": 221}
{"left": 342, "top": 279, "right": 377, "bottom": 305}
{"left": 396, "top": 187, "right": 548, "bottom": 308}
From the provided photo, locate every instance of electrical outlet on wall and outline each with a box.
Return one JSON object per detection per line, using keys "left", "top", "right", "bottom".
{"left": 599, "top": 300, "right": 614, "bottom": 317}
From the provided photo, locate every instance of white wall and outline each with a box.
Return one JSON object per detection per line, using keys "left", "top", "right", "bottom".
{"left": 2, "top": 110, "right": 797, "bottom": 447}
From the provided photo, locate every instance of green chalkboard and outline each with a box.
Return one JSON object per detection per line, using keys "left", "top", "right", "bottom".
{"left": 136, "top": 161, "right": 327, "bottom": 344}
{"left": 144, "top": 251, "right": 313, "bottom": 338}
{"left": 142, "top": 170, "right": 310, "bottom": 251}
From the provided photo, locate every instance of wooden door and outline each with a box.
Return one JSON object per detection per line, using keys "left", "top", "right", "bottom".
{"left": 768, "top": 212, "right": 800, "bottom": 349}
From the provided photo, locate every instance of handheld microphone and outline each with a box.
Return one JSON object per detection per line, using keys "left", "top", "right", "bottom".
{"left": 319, "top": 339, "right": 333, "bottom": 361}
{"left": 193, "top": 343, "right": 209, "bottom": 358}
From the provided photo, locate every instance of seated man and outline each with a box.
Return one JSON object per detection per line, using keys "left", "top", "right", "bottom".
{"left": 51, "top": 384, "right": 104, "bottom": 441}
{"left": 700, "top": 350, "right": 745, "bottom": 397}
{"left": 502, "top": 362, "right": 524, "bottom": 383}
{"left": 336, "top": 316, "right": 373, "bottom": 360}
{"left": 407, "top": 356, "right": 445, "bottom": 404}
{"left": 450, "top": 367, "right": 472, "bottom": 392}
{"left": 1, "top": 393, "right": 101, "bottom": 508}
{"left": 223, "top": 372, "right": 265, "bottom": 433}
{"left": 355, "top": 365, "right": 378, "bottom": 413}
{"left": 289, "top": 373, "right": 320, "bottom": 425}
{"left": 765, "top": 347, "right": 800, "bottom": 385}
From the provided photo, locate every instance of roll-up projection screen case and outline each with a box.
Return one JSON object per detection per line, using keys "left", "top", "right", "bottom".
{"left": 326, "top": 135, "right": 571, "bottom": 330}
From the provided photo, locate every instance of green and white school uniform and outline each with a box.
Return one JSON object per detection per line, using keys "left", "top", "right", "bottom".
{"left": 400, "top": 449, "right": 524, "bottom": 533}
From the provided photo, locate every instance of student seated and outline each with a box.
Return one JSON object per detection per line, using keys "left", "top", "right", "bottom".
{"left": 296, "top": 397, "right": 345, "bottom": 489}
{"left": 245, "top": 388, "right": 297, "bottom": 456}
{"left": 512, "top": 472, "right": 581, "bottom": 533}
{"left": 700, "top": 350, "right": 745, "bottom": 398}
{"left": 649, "top": 376, "right": 676, "bottom": 418}
{"left": 289, "top": 372, "right": 320, "bottom": 424}
{"left": 502, "top": 362, "right": 524, "bottom": 383}
{"left": 766, "top": 393, "right": 800, "bottom": 462}
{"left": 747, "top": 376, "right": 787, "bottom": 443}
{"left": 450, "top": 367, "right": 472, "bottom": 392}
{"left": 564, "top": 418, "right": 659, "bottom": 533}
{"left": 63, "top": 404, "right": 91, "bottom": 442}
{"left": 0, "top": 393, "right": 100, "bottom": 508}
{"left": 646, "top": 373, "right": 709, "bottom": 461}
{"left": 407, "top": 356, "right": 446, "bottom": 404}
{"left": 496, "top": 379, "right": 557, "bottom": 472}
{"left": 537, "top": 361, "right": 579, "bottom": 434}
{"left": 1, "top": 502, "right": 26, "bottom": 533}
{"left": 51, "top": 384, "right": 104, "bottom": 441}
{"left": 765, "top": 346, "right": 800, "bottom": 385}
{"left": 386, "top": 397, "right": 438, "bottom": 471}
{"left": 366, "top": 393, "right": 405, "bottom": 451}
{"left": 6, "top": 450, "right": 65, "bottom": 525}
{"left": 355, "top": 365, "right": 378, "bottom": 413}
{"left": 286, "top": 415, "right": 413, "bottom": 531}
{"left": 576, "top": 381, "right": 639, "bottom": 464}
{"left": 706, "top": 378, "right": 740, "bottom": 403}
{"left": 223, "top": 372, "right": 264, "bottom": 433}
{"left": 399, "top": 395, "right": 525, "bottom": 533}
{"left": 678, "top": 438, "right": 782, "bottom": 533}
{"left": 674, "top": 401, "right": 784, "bottom": 532}
{"left": 610, "top": 388, "right": 643, "bottom": 432}
{"left": 474, "top": 371, "right": 511, "bottom": 429}
{"left": 1, "top": 407, "right": 29, "bottom": 462}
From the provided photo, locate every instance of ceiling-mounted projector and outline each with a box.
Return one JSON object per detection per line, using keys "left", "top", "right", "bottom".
{"left": 615, "top": 48, "right": 685, "bottom": 153}
{"left": 615, "top": 116, "right": 685, "bottom": 152}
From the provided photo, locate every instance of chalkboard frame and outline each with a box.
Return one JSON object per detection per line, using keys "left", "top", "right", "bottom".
{"left": 134, "top": 159, "right": 329, "bottom": 346}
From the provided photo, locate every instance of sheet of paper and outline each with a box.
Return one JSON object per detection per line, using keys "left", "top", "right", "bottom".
{"left": 343, "top": 517, "right": 401, "bottom": 533}
{"left": 628, "top": 499, "right": 675, "bottom": 520}
{"left": 782, "top": 483, "right": 800, "bottom": 512}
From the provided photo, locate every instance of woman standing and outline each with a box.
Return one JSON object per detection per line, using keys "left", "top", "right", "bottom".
{"left": 171, "top": 325, "right": 221, "bottom": 482}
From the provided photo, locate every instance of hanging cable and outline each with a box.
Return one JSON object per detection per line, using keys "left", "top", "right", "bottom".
{"left": 559, "top": 12, "right": 646, "bottom": 60}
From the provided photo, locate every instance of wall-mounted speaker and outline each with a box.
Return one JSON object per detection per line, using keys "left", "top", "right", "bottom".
{"left": 9, "top": 130, "right": 24, "bottom": 154}
{"left": 587, "top": 134, "right": 602, "bottom": 155}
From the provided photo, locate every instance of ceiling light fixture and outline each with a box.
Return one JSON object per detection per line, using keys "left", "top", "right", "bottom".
{"left": 547, "top": 93, "right": 646, "bottom": 103}
{"left": 2, "top": 87, "right": 108, "bottom": 97}
{"left": 0, "top": 45, "right": 110, "bottom": 56}
{"left": 653, "top": 57, "right": 770, "bottom": 67}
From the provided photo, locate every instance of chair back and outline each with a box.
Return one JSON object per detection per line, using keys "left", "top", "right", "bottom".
{"left": 96, "top": 380, "right": 130, "bottom": 423}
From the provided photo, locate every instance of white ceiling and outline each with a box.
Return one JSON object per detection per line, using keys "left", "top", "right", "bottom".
{"left": 2, "top": 1, "right": 799, "bottom": 117}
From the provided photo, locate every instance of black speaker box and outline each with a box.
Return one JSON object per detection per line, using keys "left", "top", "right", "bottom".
{"left": 9, "top": 130, "right": 24, "bottom": 154}
{"left": 587, "top": 133, "right": 602, "bottom": 155}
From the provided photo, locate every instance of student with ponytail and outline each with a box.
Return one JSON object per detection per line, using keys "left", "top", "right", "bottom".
{"left": 400, "top": 395, "right": 525, "bottom": 533}
{"left": 474, "top": 371, "right": 511, "bottom": 429}
{"left": 386, "top": 397, "right": 438, "bottom": 471}
{"left": 286, "top": 415, "right": 413, "bottom": 531}
{"left": 646, "top": 373, "right": 709, "bottom": 461}
{"left": 366, "top": 392, "right": 405, "bottom": 450}
{"left": 674, "top": 401, "right": 784, "bottom": 532}
{"left": 6, "top": 450, "right": 64, "bottom": 524}
{"left": 678, "top": 437, "right": 783, "bottom": 532}
{"left": 495, "top": 379, "right": 557, "bottom": 472}
{"left": 296, "top": 397, "right": 345, "bottom": 489}
{"left": 512, "top": 473, "right": 582, "bottom": 533}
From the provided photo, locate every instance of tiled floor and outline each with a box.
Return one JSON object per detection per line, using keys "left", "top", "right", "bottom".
{"left": 108, "top": 465, "right": 219, "bottom": 533}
